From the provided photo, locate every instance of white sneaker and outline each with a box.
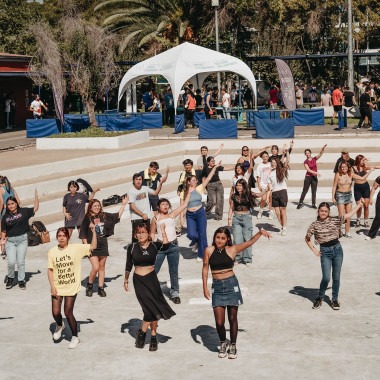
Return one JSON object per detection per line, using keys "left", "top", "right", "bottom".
{"left": 365, "top": 235, "right": 373, "bottom": 241}
{"left": 245, "top": 262, "right": 252, "bottom": 267}
{"left": 281, "top": 229, "right": 287, "bottom": 236}
{"left": 278, "top": 228, "right": 283, "bottom": 235}
{"left": 68, "top": 336, "right": 80, "bottom": 349}
{"left": 363, "top": 220, "right": 370, "bottom": 227}
{"left": 196, "top": 257, "right": 203, "bottom": 263}
{"left": 191, "top": 242, "right": 198, "bottom": 252}
{"left": 257, "top": 210, "right": 263, "bottom": 219}
{"left": 269, "top": 210, "right": 274, "bottom": 220}
{"left": 53, "top": 322, "right": 65, "bottom": 341}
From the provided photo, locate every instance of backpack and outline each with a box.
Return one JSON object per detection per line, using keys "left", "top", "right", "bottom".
{"left": 28, "top": 227, "right": 42, "bottom": 246}
{"left": 102, "top": 195, "right": 122, "bottom": 207}
{"left": 31, "top": 221, "right": 50, "bottom": 244}
{"left": 77, "top": 178, "right": 93, "bottom": 195}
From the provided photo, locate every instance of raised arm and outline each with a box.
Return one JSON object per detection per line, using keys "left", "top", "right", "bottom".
{"left": 33, "top": 189, "right": 39, "bottom": 213}
{"left": 118, "top": 195, "right": 129, "bottom": 219}
{"left": 161, "top": 166, "right": 170, "bottom": 183}
{"left": 171, "top": 187, "right": 195, "bottom": 218}
{"left": 253, "top": 145, "right": 270, "bottom": 159}
{"left": 203, "top": 162, "right": 221, "bottom": 188}
{"left": 150, "top": 176, "right": 166, "bottom": 196}
{"left": 283, "top": 149, "right": 290, "bottom": 168}
{"left": 213, "top": 143, "right": 224, "bottom": 158}
{"left": 352, "top": 167, "right": 374, "bottom": 181}
{"left": 227, "top": 229, "right": 271, "bottom": 258}
{"left": 13, "top": 189, "right": 21, "bottom": 206}
{"left": 89, "top": 187, "right": 100, "bottom": 201}
{"left": 316, "top": 144, "right": 327, "bottom": 160}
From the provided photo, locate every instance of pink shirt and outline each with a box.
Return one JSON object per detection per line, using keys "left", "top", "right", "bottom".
{"left": 305, "top": 157, "right": 317, "bottom": 177}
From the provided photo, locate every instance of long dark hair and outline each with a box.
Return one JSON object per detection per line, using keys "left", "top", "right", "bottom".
{"left": 354, "top": 154, "right": 367, "bottom": 173}
{"left": 212, "top": 227, "right": 233, "bottom": 247}
{"left": 183, "top": 175, "right": 197, "bottom": 199}
{"left": 0, "top": 176, "right": 12, "bottom": 193}
{"left": 234, "top": 163, "right": 246, "bottom": 178}
{"left": 5, "top": 196, "right": 20, "bottom": 214}
{"left": 273, "top": 158, "right": 288, "bottom": 183}
{"left": 233, "top": 179, "right": 257, "bottom": 208}
{"left": 85, "top": 199, "right": 106, "bottom": 221}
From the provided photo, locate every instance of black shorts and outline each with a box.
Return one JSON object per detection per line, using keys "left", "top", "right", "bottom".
{"left": 333, "top": 105, "right": 342, "bottom": 112}
{"left": 66, "top": 225, "right": 81, "bottom": 230}
{"left": 149, "top": 195, "right": 159, "bottom": 212}
{"left": 353, "top": 182, "right": 370, "bottom": 201}
{"left": 272, "top": 189, "right": 288, "bottom": 207}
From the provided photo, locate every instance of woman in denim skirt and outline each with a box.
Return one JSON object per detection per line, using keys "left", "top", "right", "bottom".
{"left": 305, "top": 200, "right": 365, "bottom": 310}
{"left": 332, "top": 161, "right": 373, "bottom": 238}
{"left": 203, "top": 226, "right": 271, "bottom": 359}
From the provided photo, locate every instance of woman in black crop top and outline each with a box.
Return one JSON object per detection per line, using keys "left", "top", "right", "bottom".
{"left": 124, "top": 222, "right": 175, "bottom": 351}
{"left": 228, "top": 179, "right": 265, "bottom": 266}
{"left": 203, "top": 226, "right": 271, "bottom": 359}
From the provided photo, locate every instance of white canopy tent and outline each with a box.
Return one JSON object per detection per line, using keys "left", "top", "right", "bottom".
{"left": 118, "top": 42, "right": 257, "bottom": 113}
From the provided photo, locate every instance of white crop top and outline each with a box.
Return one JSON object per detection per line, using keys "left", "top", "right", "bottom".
{"left": 155, "top": 214, "right": 177, "bottom": 242}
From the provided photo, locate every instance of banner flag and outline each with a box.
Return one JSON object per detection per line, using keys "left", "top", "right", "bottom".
{"left": 275, "top": 59, "right": 296, "bottom": 110}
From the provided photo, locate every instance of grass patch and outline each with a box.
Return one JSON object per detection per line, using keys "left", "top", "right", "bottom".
{"left": 48, "top": 128, "right": 137, "bottom": 138}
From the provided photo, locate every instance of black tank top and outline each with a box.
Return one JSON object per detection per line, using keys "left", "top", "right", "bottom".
{"left": 209, "top": 247, "right": 234, "bottom": 271}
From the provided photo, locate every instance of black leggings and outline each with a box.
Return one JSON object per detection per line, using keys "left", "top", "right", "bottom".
{"left": 52, "top": 295, "right": 77, "bottom": 336}
{"left": 368, "top": 196, "right": 380, "bottom": 239}
{"left": 299, "top": 176, "right": 318, "bottom": 205}
{"left": 213, "top": 306, "right": 238, "bottom": 344}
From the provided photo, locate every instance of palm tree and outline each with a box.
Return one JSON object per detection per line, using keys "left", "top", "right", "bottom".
{"left": 94, "top": 0, "right": 200, "bottom": 53}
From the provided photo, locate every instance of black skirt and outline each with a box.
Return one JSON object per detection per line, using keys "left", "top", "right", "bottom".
{"left": 133, "top": 270, "right": 176, "bottom": 322}
{"left": 92, "top": 236, "right": 109, "bottom": 257}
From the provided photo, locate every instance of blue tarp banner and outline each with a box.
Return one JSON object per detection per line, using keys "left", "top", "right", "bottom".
{"left": 175, "top": 114, "right": 185, "bottom": 134}
{"left": 141, "top": 112, "right": 163, "bottom": 129}
{"left": 106, "top": 117, "right": 143, "bottom": 131}
{"left": 338, "top": 111, "right": 344, "bottom": 130}
{"left": 194, "top": 112, "right": 205, "bottom": 127}
{"left": 372, "top": 111, "right": 380, "bottom": 131}
{"left": 255, "top": 117, "right": 295, "bottom": 139}
{"left": 64, "top": 114, "right": 90, "bottom": 132}
{"left": 199, "top": 119, "right": 238, "bottom": 139}
{"left": 26, "top": 119, "right": 61, "bottom": 137}
{"left": 293, "top": 108, "right": 324, "bottom": 126}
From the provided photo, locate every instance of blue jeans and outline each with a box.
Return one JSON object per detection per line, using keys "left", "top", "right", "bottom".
{"left": 186, "top": 207, "right": 208, "bottom": 258}
{"left": 232, "top": 213, "right": 253, "bottom": 263}
{"left": 6, "top": 233, "right": 28, "bottom": 282}
{"left": 319, "top": 242, "right": 343, "bottom": 300}
{"left": 154, "top": 242, "right": 180, "bottom": 298}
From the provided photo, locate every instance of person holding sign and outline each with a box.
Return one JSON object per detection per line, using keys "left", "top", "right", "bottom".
{"left": 48, "top": 226, "right": 97, "bottom": 349}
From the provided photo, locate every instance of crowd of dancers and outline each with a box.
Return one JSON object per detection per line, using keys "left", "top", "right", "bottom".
{"left": 0, "top": 142, "right": 379, "bottom": 358}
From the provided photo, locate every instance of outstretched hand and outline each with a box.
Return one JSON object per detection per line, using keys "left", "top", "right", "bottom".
{"left": 260, "top": 229, "right": 272, "bottom": 239}
{"left": 122, "top": 195, "right": 129, "bottom": 205}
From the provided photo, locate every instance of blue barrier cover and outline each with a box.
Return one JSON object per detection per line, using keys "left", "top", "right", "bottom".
{"left": 175, "top": 114, "right": 185, "bottom": 134}
{"left": 255, "top": 117, "right": 295, "bottom": 139}
{"left": 338, "top": 111, "right": 344, "bottom": 130}
{"left": 293, "top": 108, "right": 324, "bottom": 126}
{"left": 141, "top": 112, "right": 163, "bottom": 129}
{"left": 199, "top": 119, "right": 238, "bottom": 139}
{"left": 106, "top": 117, "right": 143, "bottom": 131}
{"left": 194, "top": 112, "right": 205, "bottom": 127}
{"left": 373, "top": 111, "right": 380, "bottom": 131}
{"left": 26, "top": 119, "right": 61, "bottom": 137}
{"left": 64, "top": 114, "right": 90, "bottom": 132}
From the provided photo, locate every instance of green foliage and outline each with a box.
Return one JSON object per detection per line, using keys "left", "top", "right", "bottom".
{"left": 48, "top": 127, "right": 137, "bottom": 138}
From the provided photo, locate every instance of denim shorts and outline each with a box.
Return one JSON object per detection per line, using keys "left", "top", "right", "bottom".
{"left": 335, "top": 191, "right": 353, "bottom": 205}
{"left": 211, "top": 275, "right": 243, "bottom": 308}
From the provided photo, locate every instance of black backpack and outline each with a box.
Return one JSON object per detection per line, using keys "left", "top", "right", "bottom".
{"left": 77, "top": 178, "right": 93, "bottom": 195}
{"left": 102, "top": 195, "right": 122, "bottom": 207}
{"left": 28, "top": 227, "right": 42, "bottom": 246}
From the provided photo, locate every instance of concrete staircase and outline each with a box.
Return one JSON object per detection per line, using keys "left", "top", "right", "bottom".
{"left": 3, "top": 137, "right": 380, "bottom": 233}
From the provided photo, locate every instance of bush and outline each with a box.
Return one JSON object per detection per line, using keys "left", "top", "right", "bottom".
{"left": 48, "top": 128, "right": 137, "bottom": 138}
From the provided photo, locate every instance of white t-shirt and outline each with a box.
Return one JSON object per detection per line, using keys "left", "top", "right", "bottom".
{"left": 153, "top": 98, "right": 160, "bottom": 109}
{"left": 5, "top": 98, "right": 11, "bottom": 113}
{"left": 231, "top": 172, "right": 249, "bottom": 187}
{"left": 321, "top": 94, "right": 331, "bottom": 107}
{"left": 128, "top": 185, "right": 153, "bottom": 220}
{"left": 222, "top": 93, "right": 230, "bottom": 108}
{"left": 31, "top": 100, "right": 44, "bottom": 116}
{"left": 267, "top": 170, "right": 287, "bottom": 192}
{"left": 256, "top": 162, "right": 272, "bottom": 189}
{"left": 230, "top": 89, "right": 236, "bottom": 101}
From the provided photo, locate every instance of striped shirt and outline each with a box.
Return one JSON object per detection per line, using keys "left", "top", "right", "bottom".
{"left": 306, "top": 215, "right": 345, "bottom": 245}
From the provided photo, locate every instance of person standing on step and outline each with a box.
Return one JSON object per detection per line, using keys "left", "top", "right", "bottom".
{"left": 48, "top": 226, "right": 97, "bottom": 349}
{"left": 230, "top": 154, "right": 254, "bottom": 196}
{"left": 204, "top": 88, "right": 213, "bottom": 119}
{"left": 0, "top": 176, "right": 21, "bottom": 217}
{"left": 203, "top": 226, "right": 271, "bottom": 359}
{"left": 331, "top": 85, "right": 343, "bottom": 125}
{"left": 221, "top": 88, "right": 231, "bottom": 119}
{"left": 150, "top": 189, "right": 194, "bottom": 304}
{"left": 128, "top": 173, "right": 166, "bottom": 242}
{"left": 256, "top": 151, "right": 272, "bottom": 219}
{"left": 124, "top": 222, "right": 175, "bottom": 352}
{"left": 80, "top": 196, "right": 128, "bottom": 298}
{"left": 305, "top": 200, "right": 365, "bottom": 311}
{"left": 1, "top": 190, "right": 39, "bottom": 290}
{"left": 268, "top": 142, "right": 293, "bottom": 165}
{"left": 185, "top": 88, "right": 196, "bottom": 128}
{"left": 357, "top": 86, "right": 374, "bottom": 129}
{"left": 267, "top": 150, "right": 290, "bottom": 236}
{"left": 196, "top": 144, "right": 224, "bottom": 183}
{"left": 333, "top": 150, "right": 354, "bottom": 173}
{"left": 180, "top": 163, "right": 222, "bottom": 262}
{"left": 297, "top": 145, "right": 327, "bottom": 209}
{"left": 139, "top": 162, "right": 169, "bottom": 216}
{"left": 63, "top": 180, "right": 100, "bottom": 238}
{"left": 365, "top": 176, "right": 380, "bottom": 240}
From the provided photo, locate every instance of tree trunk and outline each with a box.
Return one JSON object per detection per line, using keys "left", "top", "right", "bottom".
{"left": 85, "top": 98, "right": 97, "bottom": 128}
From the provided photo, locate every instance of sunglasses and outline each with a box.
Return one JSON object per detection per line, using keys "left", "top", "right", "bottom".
{"left": 242, "top": 149, "right": 249, "bottom": 152}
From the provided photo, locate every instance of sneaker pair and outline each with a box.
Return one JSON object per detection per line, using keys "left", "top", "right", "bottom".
{"left": 313, "top": 297, "right": 340, "bottom": 310}
{"left": 218, "top": 342, "right": 237, "bottom": 359}
{"left": 86, "top": 283, "right": 106, "bottom": 297}
{"left": 135, "top": 328, "right": 158, "bottom": 351}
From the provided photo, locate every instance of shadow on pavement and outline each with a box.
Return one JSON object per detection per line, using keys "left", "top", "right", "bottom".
{"left": 255, "top": 223, "right": 280, "bottom": 233}
{"left": 180, "top": 247, "right": 198, "bottom": 260}
{"left": 49, "top": 318, "right": 94, "bottom": 343}
{"left": 121, "top": 318, "right": 172, "bottom": 344}
{"left": 289, "top": 285, "right": 332, "bottom": 306}
{"left": 81, "top": 274, "right": 122, "bottom": 288}
{"left": 0, "top": 317, "right": 14, "bottom": 320}
{"left": 3, "top": 270, "right": 41, "bottom": 285}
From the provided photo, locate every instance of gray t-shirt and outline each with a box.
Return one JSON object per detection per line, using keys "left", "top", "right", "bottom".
{"left": 128, "top": 185, "right": 153, "bottom": 220}
{"left": 197, "top": 155, "right": 207, "bottom": 169}
{"left": 63, "top": 192, "right": 89, "bottom": 227}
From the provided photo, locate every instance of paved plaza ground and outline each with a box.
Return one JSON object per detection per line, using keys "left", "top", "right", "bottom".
{"left": 1, "top": 199, "right": 380, "bottom": 379}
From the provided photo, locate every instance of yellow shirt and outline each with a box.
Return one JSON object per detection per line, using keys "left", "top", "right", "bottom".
{"left": 48, "top": 244, "right": 91, "bottom": 296}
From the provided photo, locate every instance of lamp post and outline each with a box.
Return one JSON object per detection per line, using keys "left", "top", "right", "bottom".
{"left": 212, "top": 0, "right": 221, "bottom": 100}
{"left": 347, "top": 0, "right": 354, "bottom": 91}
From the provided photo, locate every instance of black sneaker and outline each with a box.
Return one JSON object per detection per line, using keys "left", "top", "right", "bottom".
{"left": 98, "top": 287, "right": 106, "bottom": 297}
{"left": 312, "top": 297, "right": 323, "bottom": 309}
{"left": 171, "top": 297, "right": 181, "bottom": 304}
{"left": 331, "top": 300, "right": 340, "bottom": 310}
{"left": 135, "top": 328, "right": 146, "bottom": 349}
{"left": 6, "top": 277, "right": 13, "bottom": 289}
{"left": 297, "top": 203, "right": 303, "bottom": 209}
{"left": 149, "top": 335, "right": 158, "bottom": 351}
{"left": 311, "top": 205, "right": 317, "bottom": 209}
{"left": 86, "top": 283, "right": 93, "bottom": 297}
{"left": 176, "top": 231, "right": 181, "bottom": 237}
{"left": 18, "top": 281, "right": 26, "bottom": 290}
{"left": 218, "top": 341, "right": 228, "bottom": 358}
